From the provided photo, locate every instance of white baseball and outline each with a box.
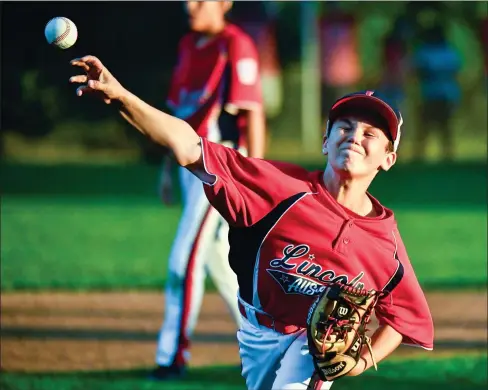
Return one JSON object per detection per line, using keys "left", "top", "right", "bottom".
{"left": 45, "top": 17, "right": 78, "bottom": 49}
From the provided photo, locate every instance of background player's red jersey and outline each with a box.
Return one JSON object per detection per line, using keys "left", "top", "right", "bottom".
{"left": 167, "top": 24, "right": 262, "bottom": 148}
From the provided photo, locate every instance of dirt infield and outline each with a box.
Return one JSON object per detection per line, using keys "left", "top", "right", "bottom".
{"left": 1, "top": 291, "right": 486, "bottom": 373}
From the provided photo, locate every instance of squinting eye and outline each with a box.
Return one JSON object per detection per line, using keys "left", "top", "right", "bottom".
{"left": 365, "top": 132, "right": 377, "bottom": 137}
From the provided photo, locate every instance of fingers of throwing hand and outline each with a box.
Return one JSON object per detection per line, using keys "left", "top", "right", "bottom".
{"left": 74, "top": 82, "right": 103, "bottom": 97}
{"left": 87, "top": 80, "right": 106, "bottom": 91}
{"left": 71, "top": 55, "right": 102, "bottom": 68}
{"left": 70, "top": 56, "right": 103, "bottom": 72}
{"left": 69, "top": 75, "right": 87, "bottom": 84}
{"left": 80, "top": 55, "right": 102, "bottom": 65}
{"left": 70, "top": 59, "right": 90, "bottom": 72}
{"left": 69, "top": 56, "right": 110, "bottom": 98}
{"left": 76, "top": 85, "right": 87, "bottom": 97}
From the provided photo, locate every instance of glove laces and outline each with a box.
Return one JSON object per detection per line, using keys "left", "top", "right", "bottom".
{"left": 320, "top": 284, "right": 382, "bottom": 371}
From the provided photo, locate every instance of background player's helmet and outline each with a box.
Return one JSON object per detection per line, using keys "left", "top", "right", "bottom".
{"left": 326, "top": 90, "right": 403, "bottom": 152}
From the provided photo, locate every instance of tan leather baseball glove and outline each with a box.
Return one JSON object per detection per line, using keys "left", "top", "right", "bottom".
{"left": 306, "top": 283, "right": 382, "bottom": 382}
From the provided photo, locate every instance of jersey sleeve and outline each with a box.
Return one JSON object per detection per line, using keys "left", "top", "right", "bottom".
{"left": 225, "top": 33, "right": 263, "bottom": 114}
{"left": 194, "top": 138, "right": 311, "bottom": 227}
{"left": 375, "top": 227, "right": 434, "bottom": 350}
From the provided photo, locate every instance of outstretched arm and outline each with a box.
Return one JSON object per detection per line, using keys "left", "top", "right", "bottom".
{"left": 118, "top": 91, "right": 201, "bottom": 167}
{"left": 69, "top": 55, "right": 201, "bottom": 167}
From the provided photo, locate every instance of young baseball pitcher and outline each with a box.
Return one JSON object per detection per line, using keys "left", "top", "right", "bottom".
{"left": 70, "top": 52, "right": 434, "bottom": 389}
{"left": 154, "top": 0, "right": 265, "bottom": 379}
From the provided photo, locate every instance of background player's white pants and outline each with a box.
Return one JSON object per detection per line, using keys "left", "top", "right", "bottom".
{"left": 155, "top": 167, "right": 241, "bottom": 367}
{"left": 237, "top": 298, "right": 334, "bottom": 390}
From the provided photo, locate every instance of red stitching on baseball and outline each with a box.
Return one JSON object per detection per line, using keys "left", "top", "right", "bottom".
{"left": 52, "top": 17, "right": 71, "bottom": 44}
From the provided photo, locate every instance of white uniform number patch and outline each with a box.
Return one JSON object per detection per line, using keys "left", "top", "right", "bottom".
{"left": 236, "top": 58, "right": 258, "bottom": 86}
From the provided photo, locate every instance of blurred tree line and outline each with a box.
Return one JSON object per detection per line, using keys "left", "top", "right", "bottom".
{"left": 1, "top": 1, "right": 486, "bottom": 163}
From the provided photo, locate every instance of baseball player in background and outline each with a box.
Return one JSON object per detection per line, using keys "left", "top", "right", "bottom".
{"left": 70, "top": 52, "right": 434, "bottom": 389}
{"left": 154, "top": 0, "right": 265, "bottom": 380}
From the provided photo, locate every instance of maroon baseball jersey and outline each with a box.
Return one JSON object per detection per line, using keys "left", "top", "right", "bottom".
{"left": 167, "top": 24, "right": 262, "bottom": 148}
{"left": 196, "top": 139, "right": 434, "bottom": 350}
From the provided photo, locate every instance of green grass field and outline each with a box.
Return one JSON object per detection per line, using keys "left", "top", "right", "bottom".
{"left": 1, "top": 161, "right": 486, "bottom": 291}
{"left": 1, "top": 195, "right": 486, "bottom": 291}
{"left": 1, "top": 355, "right": 486, "bottom": 390}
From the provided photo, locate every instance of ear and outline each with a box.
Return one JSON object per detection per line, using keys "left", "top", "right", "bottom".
{"left": 380, "top": 152, "right": 397, "bottom": 171}
{"left": 322, "top": 135, "right": 328, "bottom": 156}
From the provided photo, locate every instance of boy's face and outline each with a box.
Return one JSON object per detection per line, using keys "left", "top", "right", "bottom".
{"left": 185, "top": 1, "right": 231, "bottom": 33}
{"left": 323, "top": 113, "right": 397, "bottom": 179}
